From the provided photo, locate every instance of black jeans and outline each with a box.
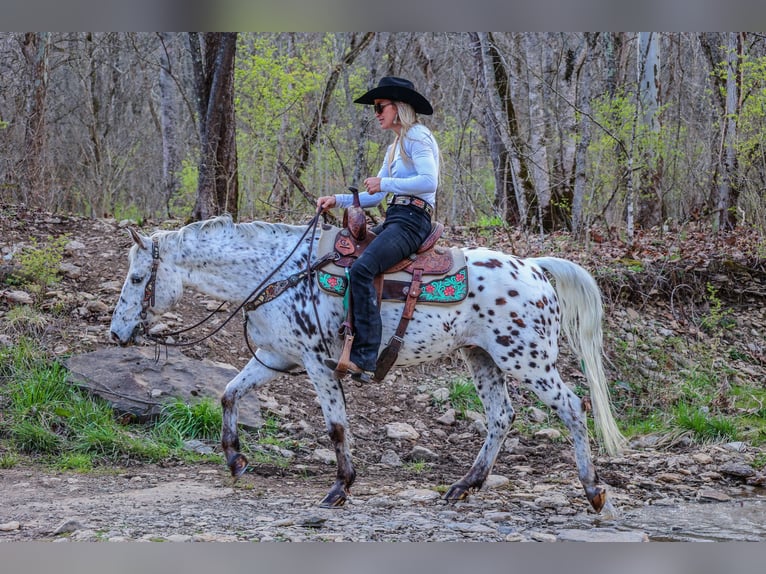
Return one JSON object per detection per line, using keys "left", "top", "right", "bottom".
{"left": 348, "top": 204, "right": 433, "bottom": 371}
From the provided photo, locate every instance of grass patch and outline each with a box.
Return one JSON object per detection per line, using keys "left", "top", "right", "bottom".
{"left": 673, "top": 402, "right": 739, "bottom": 443}
{"left": 155, "top": 397, "right": 223, "bottom": 443}
{"left": 447, "top": 378, "right": 483, "bottom": 416}
{"left": 0, "top": 338, "right": 225, "bottom": 468}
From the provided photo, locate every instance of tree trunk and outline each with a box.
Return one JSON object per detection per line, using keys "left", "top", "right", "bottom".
{"left": 158, "top": 32, "right": 181, "bottom": 218}
{"left": 523, "top": 33, "right": 551, "bottom": 231}
{"left": 718, "top": 32, "right": 741, "bottom": 232}
{"left": 469, "top": 32, "right": 527, "bottom": 226}
{"left": 190, "top": 32, "right": 239, "bottom": 221}
{"left": 572, "top": 33, "right": 596, "bottom": 238}
{"left": 20, "top": 32, "right": 49, "bottom": 207}
{"left": 636, "top": 32, "right": 663, "bottom": 228}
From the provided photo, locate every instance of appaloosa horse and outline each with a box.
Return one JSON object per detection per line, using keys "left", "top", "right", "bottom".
{"left": 109, "top": 214, "right": 625, "bottom": 512}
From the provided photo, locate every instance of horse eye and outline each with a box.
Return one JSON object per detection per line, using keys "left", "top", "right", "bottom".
{"left": 130, "top": 275, "right": 144, "bottom": 285}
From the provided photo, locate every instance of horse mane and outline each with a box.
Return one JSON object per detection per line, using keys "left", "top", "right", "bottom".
{"left": 151, "top": 214, "right": 305, "bottom": 251}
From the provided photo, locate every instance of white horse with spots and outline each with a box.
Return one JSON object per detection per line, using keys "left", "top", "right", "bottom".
{"left": 110, "top": 215, "right": 625, "bottom": 512}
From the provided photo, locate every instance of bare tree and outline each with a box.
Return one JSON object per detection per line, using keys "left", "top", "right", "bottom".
{"left": 20, "top": 32, "right": 49, "bottom": 206}
{"left": 190, "top": 32, "right": 239, "bottom": 221}
{"left": 571, "top": 33, "right": 597, "bottom": 238}
{"left": 158, "top": 32, "right": 181, "bottom": 218}
{"left": 469, "top": 32, "right": 523, "bottom": 226}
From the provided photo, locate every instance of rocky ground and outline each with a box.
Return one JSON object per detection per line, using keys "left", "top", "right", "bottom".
{"left": 1, "top": 205, "right": 765, "bottom": 542}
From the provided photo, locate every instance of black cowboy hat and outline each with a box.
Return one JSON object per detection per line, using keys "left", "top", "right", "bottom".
{"left": 354, "top": 76, "right": 433, "bottom": 115}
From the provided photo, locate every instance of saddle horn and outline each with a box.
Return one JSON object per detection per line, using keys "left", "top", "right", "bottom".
{"left": 342, "top": 186, "right": 367, "bottom": 242}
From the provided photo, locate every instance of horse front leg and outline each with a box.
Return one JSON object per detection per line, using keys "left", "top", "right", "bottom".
{"left": 445, "top": 348, "right": 515, "bottom": 502}
{"left": 220, "top": 352, "right": 285, "bottom": 479}
{"left": 308, "top": 364, "right": 356, "bottom": 508}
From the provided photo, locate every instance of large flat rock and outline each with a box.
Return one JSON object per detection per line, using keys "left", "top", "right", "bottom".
{"left": 66, "top": 346, "right": 263, "bottom": 429}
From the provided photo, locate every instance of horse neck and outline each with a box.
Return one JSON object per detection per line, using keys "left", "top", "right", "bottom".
{"left": 160, "top": 221, "right": 310, "bottom": 303}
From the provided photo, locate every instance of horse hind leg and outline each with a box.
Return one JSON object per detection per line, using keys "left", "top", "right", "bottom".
{"left": 444, "top": 347, "right": 515, "bottom": 502}
{"left": 524, "top": 366, "right": 608, "bottom": 513}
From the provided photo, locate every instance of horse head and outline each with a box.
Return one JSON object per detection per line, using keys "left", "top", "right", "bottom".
{"left": 109, "top": 227, "right": 183, "bottom": 345}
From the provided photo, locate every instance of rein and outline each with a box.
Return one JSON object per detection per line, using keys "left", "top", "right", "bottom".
{"left": 141, "top": 211, "right": 336, "bottom": 376}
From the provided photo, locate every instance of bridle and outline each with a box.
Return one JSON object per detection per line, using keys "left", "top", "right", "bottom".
{"left": 139, "top": 238, "right": 160, "bottom": 324}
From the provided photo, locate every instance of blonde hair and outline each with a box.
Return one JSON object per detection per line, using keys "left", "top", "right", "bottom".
{"left": 386, "top": 101, "right": 419, "bottom": 168}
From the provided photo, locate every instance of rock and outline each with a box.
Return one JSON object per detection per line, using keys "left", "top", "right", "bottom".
{"left": 692, "top": 453, "right": 714, "bottom": 465}
{"left": 463, "top": 410, "right": 485, "bottom": 423}
{"left": 557, "top": 528, "right": 649, "bottom": 542}
{"left": 431, "top": 387, "right": 450, "bottom": 402}
{"left": 166, "top": 534, "right": 193, "bottom": 542}
{"left": 2, "top": 289, "right": 33, "bottom": 305}
{"left": 723, "top": 442, "right": 747, "bottom": 452}
{"left": 697, "top": 489, "right": 732, "bottom": 502}
{"left": 52, "top": 519, "right": 86, "bottom": 535}
{"left": 657, "top": 472, "right": 683, "bottom": 484}
{"left": 397, "top": 489, "right": 440, "bottom": 502}
{"left": 385, "top": 422, "right": 419, "bottom": 440}
{"left": 64, "top": 240, "right": 86, "bottom": 254}
{"left": 471, "top": 419, "right": 488, "bottom": 436}
{"left": 312, "top": 448, "right": 336, "bottom": 465}
{"left": 183, "top": 439, "right": 214, "bottom": 455}
{"left": 527, "top": 406, "right": 547, "bottom": 423}
{"left": 719, "top": 462, "right": 756, "bottom": 479}
{"left": 534, "top": 428, "right": 561, "bottom": 441}
{"left": 436, "top": 409, "right": 456, "bottom": 426}
{"left": 482, "top": 475, "right": 510, "bottom": 490}
{"left": 65, "top": 346, "right": 263, "bottom": 429}
{"left": 380, "top": 449, "right": 402, "bottom": 467}
{"left": 530, "top": 531, "right": 558, "bottom": 542}
{"left": 0, "top": 521, "right": 20, "bottom": 532}
{"left": 534, "top": 493, "right": 570, "bottom": 510}
{"left": 406, "top": 445, "right": 439, "bottom": 462}
{"left": 59, "top": 262, "right": 82, "bottom": 279}
{"left": 85, "top": 299, "right": 109, "bottom": 314}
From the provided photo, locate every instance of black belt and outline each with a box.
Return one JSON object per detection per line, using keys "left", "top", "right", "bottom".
{"left": 388, "top": 195, "right": 433, "bottom": 218}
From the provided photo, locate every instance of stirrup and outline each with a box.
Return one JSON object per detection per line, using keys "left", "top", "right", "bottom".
{"left": 323, "top": 358, "right": 374, "bottom": 383}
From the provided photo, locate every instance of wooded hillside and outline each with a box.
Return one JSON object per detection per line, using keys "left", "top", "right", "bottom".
{"left": 1, "top": 32, "right": 765, "bottom": 242}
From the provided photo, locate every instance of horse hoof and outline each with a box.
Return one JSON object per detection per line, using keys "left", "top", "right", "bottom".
{"left": 319, "top": 488, "right": 348, "bottom": 508}
{"left": 586, "top": 485, "right": 606, "bottom": 513}
{"left": 444, "top": 483, "right": 471, "bottom": 503}
{"left": 227, "top": 453, "right": 249, "bottom": 480}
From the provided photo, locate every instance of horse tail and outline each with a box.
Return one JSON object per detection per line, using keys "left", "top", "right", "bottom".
{"left": 530, "top": 256, "right": 626, "bottom": 456}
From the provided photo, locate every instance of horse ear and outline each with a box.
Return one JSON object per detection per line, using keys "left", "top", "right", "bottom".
{"left": 128, "top": 227, "right": 149, "bottom": 250}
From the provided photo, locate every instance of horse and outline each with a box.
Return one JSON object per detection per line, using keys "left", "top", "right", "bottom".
{"left": 109, "top": 214, "right": 625, "bottom": 513}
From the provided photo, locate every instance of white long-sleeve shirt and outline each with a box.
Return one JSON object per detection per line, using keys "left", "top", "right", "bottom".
{"left": 334, "top": 124, "right": 439, "bottom": 209}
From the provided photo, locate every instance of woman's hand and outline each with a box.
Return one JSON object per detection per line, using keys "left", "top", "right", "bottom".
{"left": 364, "top": 177, "right": 382, "bottom": 193}
{"left": 316, "top": 195, "right": 337, "bottom": 212}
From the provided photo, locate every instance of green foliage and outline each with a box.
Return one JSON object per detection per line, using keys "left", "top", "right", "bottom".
{"left": 0, "top": 451, "right": 19, "bottom": 469}
{"left": 699, "top": 283, "right": 735, "bottom": 333}
{"left": 673, "top": 402, "right": 738, "bottom": 443}
{"left": 168, "top": 157, "right": 199, "bottom": 218}
{"left": 156, "top": 397, "right": 223, "bottom": 442}
{"left": 448, "top": 378, "right": 483, "bottom": 416}
{"left": 8, "top": 235, "right": 69, "bottom": 295}
{"left": 404, "top": 461, "right": 427, "bottom": 474}
{"left": 587, "top": 90, "right": 702, "bottom": 227}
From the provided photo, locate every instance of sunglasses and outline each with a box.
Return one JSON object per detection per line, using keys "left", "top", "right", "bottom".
{"left": 373, "top": 102, "right": 395, "bottom": 114}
